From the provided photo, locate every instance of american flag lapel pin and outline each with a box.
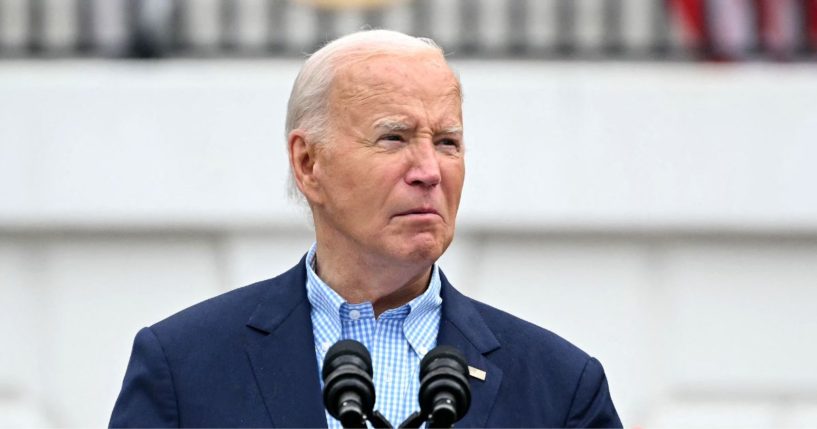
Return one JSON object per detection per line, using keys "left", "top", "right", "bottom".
{"left": 468, "top": 365, "right": 486, "bottom": 381}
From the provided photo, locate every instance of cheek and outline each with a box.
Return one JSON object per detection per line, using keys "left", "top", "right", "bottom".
{"left": 442, "top": 162, "right": 465, "bottom": 200}
{"left": 337, "top": 163, "right": 402, "bottom": 211}
{"left": 364, "top": 168, "right": 404, "bottom": 202}
{"left": 320, "top": 152, "right": 365, "bottom": 190}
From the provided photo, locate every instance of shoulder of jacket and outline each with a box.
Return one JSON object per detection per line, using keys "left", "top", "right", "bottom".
{"left": 467, "top": 297, "right": 592, "bottom": 364}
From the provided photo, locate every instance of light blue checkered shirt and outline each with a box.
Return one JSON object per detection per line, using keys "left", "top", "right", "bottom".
{"left": 304, "top": 244, "right": 442, "bottom": 429}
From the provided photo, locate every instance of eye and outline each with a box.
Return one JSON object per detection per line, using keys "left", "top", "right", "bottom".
{"left": 375, "top": 134, "right": 407, "bottom": 150}
{"left": 436, "top": 138, "right": 461, "bottom": 152}
{"left": 380, "top": 134, "right": 404, "bottom": 142}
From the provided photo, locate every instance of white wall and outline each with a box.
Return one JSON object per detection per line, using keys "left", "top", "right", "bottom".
{"left": 1, "top": 60, "right": 816, "bottom": 427}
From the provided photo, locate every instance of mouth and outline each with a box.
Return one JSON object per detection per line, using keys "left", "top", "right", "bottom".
{"left": 394, "top": 207, "right": 441, "bottom": 218}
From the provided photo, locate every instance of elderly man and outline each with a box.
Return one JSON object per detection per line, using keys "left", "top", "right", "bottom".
{"left": 110, "top": 30, "right": 621, "bottom": 428}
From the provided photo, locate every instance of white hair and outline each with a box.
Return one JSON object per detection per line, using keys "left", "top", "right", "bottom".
{"left": 284, "top": 29, "right": 452, "bottom": 201}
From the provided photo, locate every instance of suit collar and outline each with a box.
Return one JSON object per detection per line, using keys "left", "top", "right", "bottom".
{"left": 438, "top": 271, "right": 500, "bottom": 354}
{"left": 243, "top": 258, "right": 503, "bottom": 428}
{"left": 246, "top": 255, "right": 310, "bottom": 335}
{"left": 244, "top": 256, "right": 328, "bottom": 428}
{"left": 438, "top": 271, "right": 503, "bottom": 428}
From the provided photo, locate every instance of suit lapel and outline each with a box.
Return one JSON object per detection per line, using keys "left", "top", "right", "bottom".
{"left": 241, "top": 262, "right": 502, "bottom": 428}
{"left": 244, "top": 258, "right": 328, "bottom": 428}
{"left": 437, "top": 274, "right": 503, "bottom": 428}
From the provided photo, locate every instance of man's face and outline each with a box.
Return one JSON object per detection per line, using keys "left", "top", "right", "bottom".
{"left": 309, "top": 51, "right": 465, "bottom": 266}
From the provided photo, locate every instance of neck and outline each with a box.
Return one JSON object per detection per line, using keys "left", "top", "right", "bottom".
{"left": 313, "top": 241, "right": 432, "bottom": 317}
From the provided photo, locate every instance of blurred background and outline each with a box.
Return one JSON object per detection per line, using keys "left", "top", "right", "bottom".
{"left": 1, "top": 0, "right": 816, "bottom": 427}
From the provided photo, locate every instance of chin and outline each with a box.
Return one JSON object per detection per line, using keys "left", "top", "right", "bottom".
{"left": 394, "top": 234, "right": 450, "bottom": 265}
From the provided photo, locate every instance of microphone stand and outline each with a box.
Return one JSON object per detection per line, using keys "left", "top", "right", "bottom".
{"left": 338, "top": 409, "right": 392, "bottom": 429}
{"left": 398, "top": 411, "right": 455, "bottom": 429}
{"left": 339, "top": 407, "right": 457, "bottom": 429}
{"left": 397, "top": 411, "right": 425, "bottom": 429}
{"left": 369, "top": 410, "right": 393, "bottom": 429}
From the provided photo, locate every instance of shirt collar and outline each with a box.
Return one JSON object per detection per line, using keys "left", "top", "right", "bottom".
{"left": 304, "top": 242, "right": 442, "bottom": 328}
{"left": 305, "top": 244, "right": 344, "bottom": 344}
{"left": 403, "top": 263, "right": 442, "bottom": 356}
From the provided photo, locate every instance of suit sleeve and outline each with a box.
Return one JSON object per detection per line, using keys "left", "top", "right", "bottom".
{"left": 110, "top": 327, "right": 179, "bottom": 428}
{"left": 564, "top": 357, "right": 623, "bottom": 428}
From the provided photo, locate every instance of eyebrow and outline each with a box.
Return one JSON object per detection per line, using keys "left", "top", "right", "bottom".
{"left": 373, "top": 119, "right": 413, "bottom": 132}
{"left": 373, "top": 120, "right": 463, "bottom": 135}
{"left": 439, "top": 126, "right": 463, "bottom": 135}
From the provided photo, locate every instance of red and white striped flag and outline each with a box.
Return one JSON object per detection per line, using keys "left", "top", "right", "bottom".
{"left": 706, "top": 0, "right": 756, "bottom": 60}
{"left": 757, "top": 0, "right": 799, "bottom": 58}
{"left": 668, "top": 0, "right": 814, "bottom": 58}
{"left": 668, "top": 0, "right": 709, "bottom": 49}
{"left": 807, "top": 0, "right": 817, "bottom": 52}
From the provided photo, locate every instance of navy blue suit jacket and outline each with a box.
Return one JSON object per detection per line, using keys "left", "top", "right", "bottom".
{"left": 110, "top": 257, "right": 622, "bottom": 428}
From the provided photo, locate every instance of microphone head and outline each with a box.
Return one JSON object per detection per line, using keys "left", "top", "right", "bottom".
{"left": 321, "top": 339, "right": 376, "bottom": 424}
{"left": 419, "top": 345, "right": 471, "bottom": 426}
{"left": 322, "top": 339, "right": 373, "bottom": 379}
{"left": 419, "top": 346, "right": 468, "bottom": 378}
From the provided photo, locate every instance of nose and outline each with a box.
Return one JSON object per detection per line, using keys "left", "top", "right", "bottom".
{"left": 404, "top": 141, "right": 441, "bottom": 188}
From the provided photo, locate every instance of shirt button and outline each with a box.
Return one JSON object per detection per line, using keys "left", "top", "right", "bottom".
{"left": 321, "top": 341, "right": 332, "bottom": 352}
{"left": 418, "top": 346, "right": 428, "bottom": 356}
{"left": 349, "top": 309, "right": 361, "bottom": 320}
{"left": 384, "top": 374, "right": 393, "bottom": 383}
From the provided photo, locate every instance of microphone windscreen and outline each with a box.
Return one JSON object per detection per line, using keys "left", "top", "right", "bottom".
{"left": 322, "top": 339, "right": 373, "bottom": 378}
{"left": 420, "top": 345, "right": 467, "bottom": 376}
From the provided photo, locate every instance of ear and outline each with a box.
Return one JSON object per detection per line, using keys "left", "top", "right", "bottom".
{"left": 288, "top": 130, "right": 323, "bottom": 204}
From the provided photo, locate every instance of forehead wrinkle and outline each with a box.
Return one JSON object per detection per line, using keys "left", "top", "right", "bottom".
{"left": 330, "top": 68, "right": 394, "bottom": 110}
{"left": 336, "top": 80, "right": 393, "bottom": 107}
{"left": 334, "top": 57, "right": 459, "bottom": 105}
{"left": 329, "top": 54, "right": 463, "bottom": 134}
{"left": 444, "top": 81, "right": 463, "bottom": 103}
{"left": 336, "top": 61, "right": 458, "bottom": 96}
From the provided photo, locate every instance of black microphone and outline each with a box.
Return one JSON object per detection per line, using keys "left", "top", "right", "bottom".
{"left": 417, "top": 346, "right": 471, "bottom": 428}
{"left": 322, "top": 340, "right": 376, "bottom": 428}
{"left": 322, "top": 340, "right": 393, "bottom": 428}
